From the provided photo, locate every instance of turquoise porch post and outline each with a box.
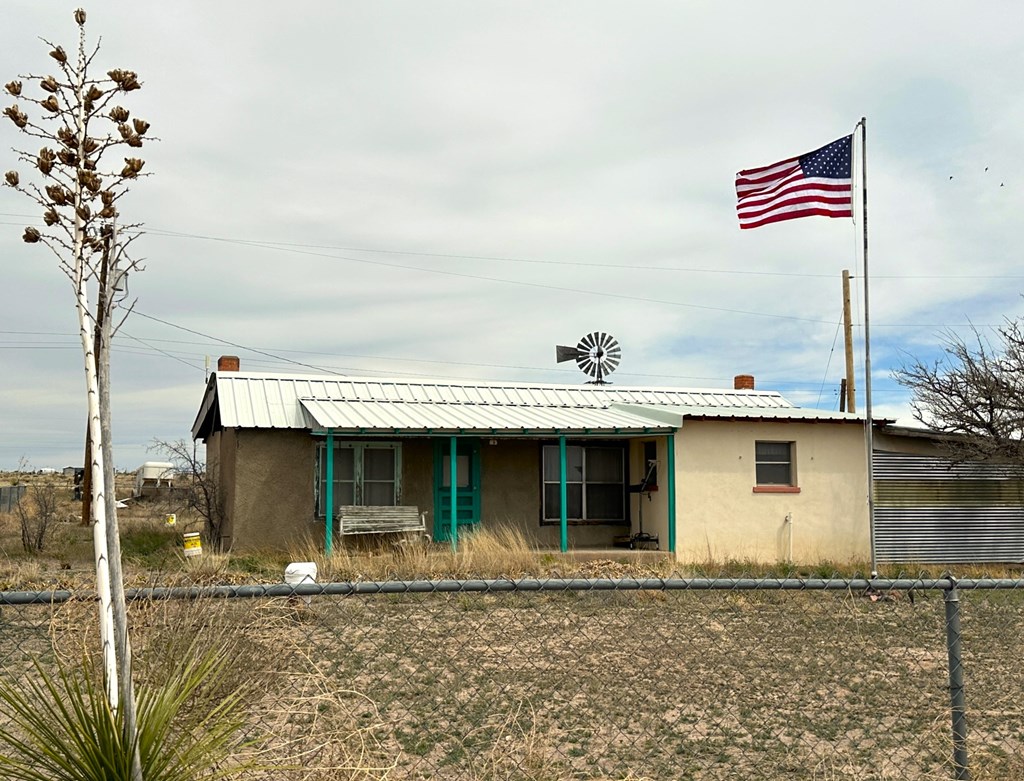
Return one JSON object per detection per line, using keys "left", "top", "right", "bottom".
{"left": 667, "top": 433, "right": 676, "bottom": 554}
{"left": 450, "top": 436, "right": 458, "bottom": 552}
{"left": 559, "top": 435, "right": 568, "bottom": 553}
{"left": 325, "top": 429, "right": 334, "bottom": 555}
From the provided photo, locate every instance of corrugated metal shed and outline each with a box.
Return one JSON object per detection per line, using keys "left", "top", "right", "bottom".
{"left": 874, "top": 451, "right": 1024, "bottom": 563}
{"left": 192, "top": 372, "right": 855, "bottom": 439}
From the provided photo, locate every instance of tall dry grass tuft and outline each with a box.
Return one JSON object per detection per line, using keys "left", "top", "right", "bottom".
{"left": 285, "top": 525, "right": 543, "bottom": 582}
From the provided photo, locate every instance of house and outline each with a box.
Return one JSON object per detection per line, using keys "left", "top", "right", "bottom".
{"left": 192, "top": 356, "right": 876, "bottom": 562}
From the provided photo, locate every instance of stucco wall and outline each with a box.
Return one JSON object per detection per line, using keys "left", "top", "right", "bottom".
{"left": 628, "top": 438, "right": 670, "bottom": 546}
{"left": 228, "top": 429, "right": 315, "bottom": 551}
{"left": 207, "top": 428, "right": 238, "bottom": 548}
{"left": 215, "top": 422, "right": 871, "bottom": 560}
{"left": 673, "top": 420, "right": 870, "bottom": 563}
{"left": 400, "top": 439, "right": 434, "bottom": 518}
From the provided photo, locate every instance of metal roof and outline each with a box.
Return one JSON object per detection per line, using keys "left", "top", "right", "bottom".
{"left": 630, "top": 405, "right": 863, "bottom": 423}
{"left": 192, "top": 371, "right": 852, "bottom": 439}
{"left": 299, "top": 399, "right": 679, "bottom": 435}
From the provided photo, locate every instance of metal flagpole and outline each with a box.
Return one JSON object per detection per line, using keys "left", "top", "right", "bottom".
{"left": 858, "top": 116, "right": 877, "bottom": 578}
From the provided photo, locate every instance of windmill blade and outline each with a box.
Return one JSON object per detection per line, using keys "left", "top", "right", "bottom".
{"left": 577, "top": 332, "right": 600, "bottom": 354}
{"left": 558, "top": 331, "right": 622, "bottom": 384}
{"left": 555, "top": 345, "right": 581, "bottom": 363}
{"left": 576, "top": 353, "right": 599, "bottom": 378}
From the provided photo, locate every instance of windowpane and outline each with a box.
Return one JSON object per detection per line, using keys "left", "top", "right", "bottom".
{"left": 586, "top": 483, "right": 624, "bottom": 520}
{"left": 363, "top": 481, "right": 396, "bottom": 506}
{"left": 543, "top": 445, "right": 583, "bottom": 482}
{"left": 442, "top": 455, "right": 470, "bottom": 488}
{"left": 331, "top": 481, "right": 356, "bottom": 506}
{"left": 542, "top": 442, "right": 626, "bottom": 522}
{"left": 544, "top": 484, "right": 583, "bottom": 520}
{"left": 755, "top": 441, "right": 793, "bottom": 485}
{"left": 332, "top": 447, "right": 355, "bottom": 477}
{"left": 586, "top": 448, "right": 623, "bottom": 483}
{"left": 755, "top": 442, "right": 790, "bottom": 462}
{"left": 363, "top": 448, "right": 395, "bottom": 480}
{"left": 756, "top": 463, "right": 791, "bottom": 485}
{"left": 316, "top": 442, "right": 401, "bottom": 516}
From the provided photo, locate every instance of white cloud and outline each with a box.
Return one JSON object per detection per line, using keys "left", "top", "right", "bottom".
{"left": 1, "top": 1, "right": 1022, "bottom": 468}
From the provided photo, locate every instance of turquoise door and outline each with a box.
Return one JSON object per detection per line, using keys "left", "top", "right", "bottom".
{"left": 433, "top": 438, "right": 482, "bottom": 541}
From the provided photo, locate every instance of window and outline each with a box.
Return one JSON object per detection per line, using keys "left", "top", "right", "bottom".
{"left": 542, "top": 443, "right": 627, "bottom": 523}
{"left": 316, "top": 442, "right": 401, "bottom": 516}
{"left": 754, "top": 441, "right": 797, "bottom": 490}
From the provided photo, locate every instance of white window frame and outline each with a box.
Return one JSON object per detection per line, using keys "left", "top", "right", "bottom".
{"left": 315, "top": 441, "right": 402, "bottom": 517}
{"left": 541, "top": 442, "right": 627, "bottom": 524}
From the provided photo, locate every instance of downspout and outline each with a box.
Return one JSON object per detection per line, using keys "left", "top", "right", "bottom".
{"left": 450, "top": 436, "right": 458, "bottom": 552}
{"left": 559, "top": 435, "right": 568, "bottom": 553}
{"left": 667, "top": 433, "right": 676, "bottom": 555}
{"left": 325, "top": 430, "right": 334, "bottom": 555}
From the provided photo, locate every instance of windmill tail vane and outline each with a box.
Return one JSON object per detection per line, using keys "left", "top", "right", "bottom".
{"left": 555, "top": 331, "right": 621, "bottom": 385}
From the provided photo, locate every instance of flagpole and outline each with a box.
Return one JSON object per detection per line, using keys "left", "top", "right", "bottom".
{"left": 858, "top": 116, "right": 877, "bottom": 577}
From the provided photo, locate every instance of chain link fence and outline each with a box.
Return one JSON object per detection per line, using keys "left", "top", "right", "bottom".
{"left": 2, "top": 576, "right": 1023, "bottom": 780}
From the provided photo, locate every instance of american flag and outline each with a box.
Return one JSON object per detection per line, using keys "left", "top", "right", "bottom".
{"left": 735, "top": 135, "right": 853, "bottom": 229}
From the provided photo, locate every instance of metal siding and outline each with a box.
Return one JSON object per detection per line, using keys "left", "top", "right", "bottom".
{"left": 874, "top": 451, "right": 1024, "bottom": 563}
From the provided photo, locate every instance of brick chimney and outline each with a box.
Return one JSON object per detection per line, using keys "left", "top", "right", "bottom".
{"left": 217, "top": 355, "right": 240, "bottom": 372}
{"left": 734, "top": 374, "right": 755, "bottom": 390}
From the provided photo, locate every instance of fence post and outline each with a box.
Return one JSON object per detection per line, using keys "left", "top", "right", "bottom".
{"left": 944, "top": 579, "right": 969, "bottom": 780}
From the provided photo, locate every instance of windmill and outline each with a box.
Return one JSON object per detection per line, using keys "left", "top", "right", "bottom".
{"left": 555, "top": 332, "right": 621, "bottom": 385}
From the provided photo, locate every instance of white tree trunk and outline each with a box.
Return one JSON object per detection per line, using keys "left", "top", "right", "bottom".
{"left": 71, "top": 19, "right": 118, "bottom": 710}
{"left": 76, "top": 277, "right": 119, "bottom": 709}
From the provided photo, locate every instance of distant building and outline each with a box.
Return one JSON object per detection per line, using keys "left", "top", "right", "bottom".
{"left": 134, "top": 462, "right": 175, "bottom": 498}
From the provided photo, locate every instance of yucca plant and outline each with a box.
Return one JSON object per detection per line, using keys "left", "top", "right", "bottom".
{"left": 0, "top": 646, "right": 256, "bottom": 781}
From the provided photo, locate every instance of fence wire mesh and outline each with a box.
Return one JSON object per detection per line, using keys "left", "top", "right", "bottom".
{"left": 2, "top": 577, "right": 1023, "bottom": 780}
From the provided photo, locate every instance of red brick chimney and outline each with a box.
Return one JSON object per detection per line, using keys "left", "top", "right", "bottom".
{"left": 217, "top": 355, "right": 240, "bottom": 372}
{"left": 734, "top": 374, "right": 755, "bottom": 390}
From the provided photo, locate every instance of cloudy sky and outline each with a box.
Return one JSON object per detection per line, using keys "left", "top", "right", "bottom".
{"left": 1, "top": 1, "right": 1021, "bottom": 471}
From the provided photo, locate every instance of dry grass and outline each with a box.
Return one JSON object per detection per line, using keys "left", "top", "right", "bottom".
{"left": 3, "top": 561, "right": 1024, "bottom": 779}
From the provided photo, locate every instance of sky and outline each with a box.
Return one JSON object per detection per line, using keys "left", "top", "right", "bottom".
{"left": 1, "top": 1, "right": 1022, "bottom": 471}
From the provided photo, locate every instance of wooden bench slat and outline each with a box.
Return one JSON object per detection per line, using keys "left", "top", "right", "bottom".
{"left": 336, "top": 505, "right": 425, "bottom": 536}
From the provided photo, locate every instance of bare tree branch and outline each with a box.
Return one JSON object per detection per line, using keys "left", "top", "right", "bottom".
{"left": 894, "top": 319, "right": 1024, "bottom": 463}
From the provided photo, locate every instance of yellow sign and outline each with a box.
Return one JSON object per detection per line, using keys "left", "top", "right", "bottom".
{"left": 183, "top": 532, "right": 202, "bottom": 558}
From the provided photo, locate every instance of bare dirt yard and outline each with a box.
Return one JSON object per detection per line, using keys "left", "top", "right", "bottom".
{"left": 2, "top": 471, "right": 1024, "bottom": 780}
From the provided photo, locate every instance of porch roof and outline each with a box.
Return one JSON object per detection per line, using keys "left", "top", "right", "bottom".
{"left": 298, "top": 398, "right": 680, "bottom": 435}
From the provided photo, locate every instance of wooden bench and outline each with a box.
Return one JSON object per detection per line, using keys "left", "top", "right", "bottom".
{"left": 337, "top": 505, "right": 425, "bottom": 536}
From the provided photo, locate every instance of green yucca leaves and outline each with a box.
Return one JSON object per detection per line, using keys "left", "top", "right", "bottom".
{"left": 0, "top": 645, "right": 259, "bottom": 781}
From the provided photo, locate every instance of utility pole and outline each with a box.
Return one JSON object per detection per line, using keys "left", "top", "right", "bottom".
{"left": 842, "top": 269, "right": 856, "bottom": 413}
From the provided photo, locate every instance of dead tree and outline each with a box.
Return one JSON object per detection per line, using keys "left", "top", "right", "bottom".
{"left": 894, "top": 319, "right": 1024, "bottom": 463}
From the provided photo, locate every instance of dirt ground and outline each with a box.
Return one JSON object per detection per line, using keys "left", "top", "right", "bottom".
{"left": 3, "top": 580, "right": 1023, "bottom": 781}
{"left": 3, "top": 470, "right": 1024, "bottom": 780}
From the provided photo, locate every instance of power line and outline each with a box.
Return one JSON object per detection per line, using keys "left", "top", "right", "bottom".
{"left": 6, "top": 213, "right": 1024, "bottom": 280}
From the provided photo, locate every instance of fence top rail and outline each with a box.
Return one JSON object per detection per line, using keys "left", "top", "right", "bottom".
{"left": 3, "top": 576, "right": 1024, "bottom": 605}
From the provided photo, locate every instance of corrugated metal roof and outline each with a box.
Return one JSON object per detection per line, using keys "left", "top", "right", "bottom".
{"left": 299, "top": 399, "right": 679, "bottom": 434}
{"left": 627, "top": 404, "right": 863, "bottom": 423}
{"left": 192, "top": 371, "right": 848, "bottom": 438}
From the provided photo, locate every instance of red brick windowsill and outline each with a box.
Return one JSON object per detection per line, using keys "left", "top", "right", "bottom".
{"left": 752, "top": 486, "right": 801, "bottom": 494}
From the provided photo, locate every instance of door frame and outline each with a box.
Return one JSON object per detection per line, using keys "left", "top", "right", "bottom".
{"left": 432, "top": 437, "right": 482, "bottom": 541}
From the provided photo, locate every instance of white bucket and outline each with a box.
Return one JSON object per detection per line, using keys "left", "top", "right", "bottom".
{"left": 284, "top": 561, "right": 318, "bottom": 604}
